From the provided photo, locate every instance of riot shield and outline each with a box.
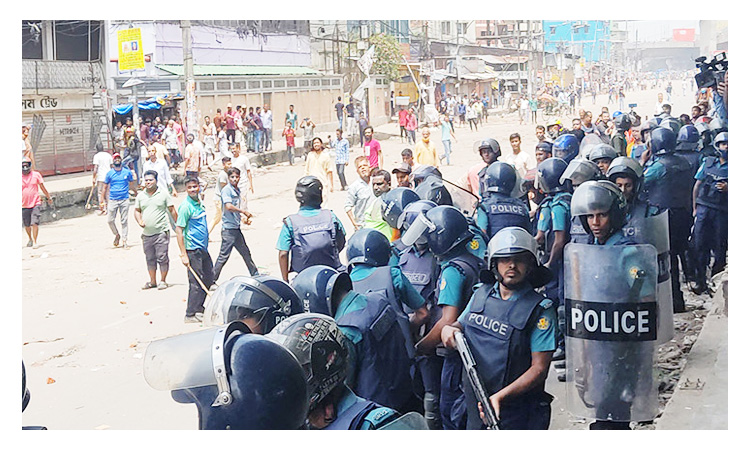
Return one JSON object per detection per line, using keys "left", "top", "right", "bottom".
{"left": 564, "top": 243, "right": 659, "bottom": 422}
{"left": 378, "top": 412, "right": 430, "bottom": 430}
{"left": 628, "top": 211, "right": 674, "bottom": 344}
{"left": 443, "top": 178, "right": 481, "bottom": 216}
{"left": 579, "top": 134, "right": 606, "bottom": 160}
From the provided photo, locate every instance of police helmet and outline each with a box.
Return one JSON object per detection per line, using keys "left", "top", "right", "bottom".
{"left": 146, "top": 324, "right": 309, "bottom": 430}
{"left": 410, "top": 165, "right": 443, "bottom": 187}
{"left": 380, "top": 187, "right": 420, "bottom": 229}
{"left": 484, "top": 162, "right": 520, "bottom": 196}
{"left": 535, "top": 157, "right": 572, "bottom": 194}
{"left": 486, "top": 227, "right": 552, "bottom": 288}
{"left": 606, "top": 156, "right": 644, "bottom": 194}
{"left": 560, "top": 158, "right": 602, "bottom": 187}
{"left": 570, "top": 180, "right": 629, "bottom": 235}
{"left": 401, "top": 206, "right": 473, "bottom": 256}
{"left": 535, "top": 141, "right": 553, "bottom": 154}
{"left": 587, "top": 143, "right": 618, "bottom": 163}
{"left": 267, "top": 314, "right": 349, "bottom": 413}
{"left": 291, "top": 265, "right": 352, "bottom": 317}
{"left": 546, "top": 117, "right": 562, "bottom": 129}
{"left": 203, "top": 275, "right": 305, "bottom": 333}
{"left": 639, "top": 118, "right": 660, "bottom": 141}
{"left": 676, "top": 125, "right": 700, "bottom": 151}
{"left": 694, "top": 121, "right": 711, "bottom": 137}
{"left": 552, "top": 134, "right": 580, "bottom": 164}
{"left": 709, "top": 117, "right": 728, "bottom": 133}
{"left": 295, "top": 176, "right": 324, "bottom": 208}
{"left": 414, "top": 175, "right": 453, "bottom": 206}
{"left": 475, "top": 138, "right": 501, "bottom": 160}
{"left": 714, "top": 131, "right": 728, "bottom": 149}
{"left": 396, "top": 199, "right": 437, "bottom": 247}
{"left": 614, "top": 113, "right": 632, "bottom": 131}
{"left": 650, "top": 127, "right": 677, "bottom": 155}
{"left": 346, "top": 228, "right": 392, "bottom": 268}
{"left": 660, "top": 117, "right": 682, "bottom": 135}
{"left": 22, "top": 361, "right": 30, "bottom": 412}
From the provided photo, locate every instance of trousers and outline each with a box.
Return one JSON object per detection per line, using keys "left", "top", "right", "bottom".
{"left": 692, "top": 204, "right": 728, "bottom": 278}
{"left": 107, "top": 198, "right": 130, "bottom": 241}
{"left": 440, "top": 353, "right": 466, "bottom": 430}
{"left": 336, "top": 164, "right": 347, "bottom": 189}
{"left": 212, "top": 228, "right": 259, "bottom": 281}
{"left": 186, "top": 248, "right": 213, "bottom": 316}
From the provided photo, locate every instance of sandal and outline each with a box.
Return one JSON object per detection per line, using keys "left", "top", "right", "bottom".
{"left": 142, "top": 282, "right": 157, "bottom": 290}
{"left": 157, "top": 282, "right": 168, "bottom": 290}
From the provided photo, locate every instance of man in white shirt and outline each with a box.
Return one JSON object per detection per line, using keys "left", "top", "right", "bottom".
{"left": 92, "top": 143, "right": 113, "bottom": 215}
{"left": 142, "top": 145, "right": 176, "bottom": 196}
{"left": 654, "top": 92, "right": 667, "bottom": 116}
{"left": 504, "top": 132, "right": 531, "bottom": 179}
{"left": 260, "top": 104, "right": 273, "bottom": 152}
{"left": 230, "top": 144, "right": 254, "bottom": 210}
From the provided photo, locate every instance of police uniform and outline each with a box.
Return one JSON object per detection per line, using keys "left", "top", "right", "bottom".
{"left": 276, "top": 205, "right": 346, "bottom": 273}
{"left": 323, "top": 385, "right": 400, "bottom": 430}
{"left": 458, "top": 281, "right": 557, "bottom": 430}
{"left": 691, "top": 156, "right": 728, "bottom": 278}
{"left": 611, "top": 131, "right": 627, "bottom": 156}
{"left": 465, "top": 221, "right": 489, "bottom": 261}
{"left": 334, "top": 290, "right": 414, "bottom": 412}
{"left": 476, "top": 192, "right": 532, "bottom": 239}
{"left": 433, "top": 247, "right": 483, "bottom": 430}
{"left": 642, "top": 153, "right": 692, "bottom": 311}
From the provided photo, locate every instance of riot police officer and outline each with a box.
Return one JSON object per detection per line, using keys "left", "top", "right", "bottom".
{"left": 640, "top": 128, "right": 693, "bottom": 312}
{"left": 611, "top": 113, "right": 632, "bottom": 156}
{"left": 380, "top": 186, "right": 420, "bottom": 243}
{"left": 586, "top": 143, "right": 619, "bottom": 174}
{"left": 144, "top": 322, "right": 310, "bottom": 429}
{"left": 560, "top": 158, "right": 602, "bottom": 245}
{"left": 411, "top": 165, "right": 443, "bottom": 188}
{"left": 401, "top": 205, "right": 485, "bottom": 430}
{"left": 441, "top": 226, "right": 556, "bottom": 430}
{"left": 607, "top": 156, "right": 662, "bottom": 236}
{"left": 267, "top": 314, "right": 429, "bottom": 430}
{"left": 290, "top": 266, "right": 414, "bottom": 412}
{"left": 202, "top": 275, "right": 305, "bottom": 333}
{"left": 277, "top": 176, "right": 347, "bottom": 282}
{"left": 675, "top": 124, "right": 703, "bottom": 182}
{"left": 567, "top": 180, "right": 659, "bottom": 430}
{"left": 534, "top": 157, "right": 572, "bottom": 365}
{"left": 690, "top": 131, "right": 728, "bottom": 294}
{"left": 475, "top": 161, "right": 532, "bottom": 238}
{"left": 552, "top": 134, "right": 580, "bottom": 164}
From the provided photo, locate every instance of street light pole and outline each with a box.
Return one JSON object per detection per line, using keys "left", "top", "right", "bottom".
{"left": 181, "top": 20, "right": 197, "bottom": 137}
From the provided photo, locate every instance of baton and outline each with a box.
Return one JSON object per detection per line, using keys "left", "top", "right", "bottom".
{"left": 187, "top": 263, "right": 212, "bottom": 297}
{"left": 85, "top": 184, "right": 96, "bottom": 210}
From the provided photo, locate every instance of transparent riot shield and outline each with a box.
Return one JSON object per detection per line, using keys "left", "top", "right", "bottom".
{"left": 443, "top": 178, "right": 481, "bottom": 217}
{"left": 378, "top": 412, "right": 430, "bottom": 430}
{"left": 579, "top": 134, "right": 606, "bottom": 160}
{"left": 564, "top": 243, "right": 659, "bottom": 422}
{"left": 639, "top": 211, "right": 674, "bottom": 344}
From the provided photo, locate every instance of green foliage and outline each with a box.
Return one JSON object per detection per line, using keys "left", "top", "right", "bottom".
{"left": 369, "top": 33, "right": 402, "bottom": 81}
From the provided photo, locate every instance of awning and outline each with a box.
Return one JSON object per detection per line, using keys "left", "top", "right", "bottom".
{"left": 473, "top": 54, "right": 529, "bottom": 65}
{"left": 112, "top": 93, "right": 184, "bottom": 115}
{"left": 156, "top": 64, "right": 321, "bottom": 77}
{"left": 460, "top": 68, "right": 498, "bottom": 81}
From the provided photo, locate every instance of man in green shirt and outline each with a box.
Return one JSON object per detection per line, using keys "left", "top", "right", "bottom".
{"left": 134, "top": 170, "right": 177, "bottom": 290}
{"left": 363, "top": 169, "right": 394, "bottom": 241}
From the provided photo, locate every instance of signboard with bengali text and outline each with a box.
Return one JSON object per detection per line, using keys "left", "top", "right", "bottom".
{"left": 117, "top": 28, "right": 145, "bottom": 72}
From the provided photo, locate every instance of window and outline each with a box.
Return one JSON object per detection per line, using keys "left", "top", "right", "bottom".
{"left": 550, "top": 26, "right": 556, "bottom": 35}
{"left": 233, "top": 81, "right": 246, "bottom": 89}
{"left": 262, "top": 80, "right": 272, "bottom": 88}
{"left": 273, "top": 80, "right": 285, "bottom": 88}
{"left": 331, "top": 79, "right": 340, "bottom": 86}
{"left": 249, "top": 80, "right": 261, "bottom": 89}
{"left": 458, "top": 23, "right": 467, "bottom": 35}
{"left": 441, "top": 21, "right": 451, "bottom": 35}
{"left": 22, "top": 20, "right": 43, "bottom": 59}
{"left": 299, "top": 79, "right": 309, "bottom": 87}
{"left": 216, "top": 81, "right": 231, "bottom": 90}
{"left": 321, "top": 79, "right": 331, "bottom": 86}
{"left": 199, "top": 82, "right": 215, "bottom": 91}
{"left": 287, "top": 80, "right": 297, "bottom": 87}
{"left": 54, "top": 20, "right": 101, "bottom": 61}
{"left": 310, "top": 79, "right": 320, "bottom": 87}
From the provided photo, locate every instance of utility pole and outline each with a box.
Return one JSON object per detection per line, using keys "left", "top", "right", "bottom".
{"left": 181, "top": 20, "right": 197, "bottom": 137}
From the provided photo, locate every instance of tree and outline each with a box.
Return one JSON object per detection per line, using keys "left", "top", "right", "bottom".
{"left": 369, "top": 33, "right": 402, "bottom": 82}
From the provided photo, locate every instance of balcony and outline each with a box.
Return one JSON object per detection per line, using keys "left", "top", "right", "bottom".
{"left": 22, "top": 60, "right": 106, "bottom": 91}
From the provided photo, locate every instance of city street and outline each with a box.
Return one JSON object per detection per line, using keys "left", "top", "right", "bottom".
{"left": 22, "top": 85, "right": 700, "bottom": 430}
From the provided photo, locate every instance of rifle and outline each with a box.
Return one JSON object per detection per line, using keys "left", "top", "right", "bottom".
{"left": 454, "top": 331, "right": 500, "bottom": 430}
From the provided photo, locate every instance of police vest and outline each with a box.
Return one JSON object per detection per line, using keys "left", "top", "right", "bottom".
{"left": 621, "top": 200, "right": 651, "bottom": 242}
{"left": 399, "top": 246, "right": 439, "bottom": 308}
{"left": 351, "top": 266, "right": 415, "bottom": 360}
{"left": 336, "top": 294, "right": 414, "bottom": 411}
{"left": 433, "top": 252, "right": 483, "bottom": 332}
{"left": 481, "top": 193, "right": 532, "bottom": 239}
{"left": 643, "top": 154, "right": 693, "bottom": 211}
{"left": 324, "top": 395, "right": 398, "bottom": 430}
{"left": 286, "top": 210, "right": 343, "bottom": 273}
{"left": 675, "top": 150, "right": 701, "bottom": 179}
{"left": 696, "top": 157, "right": 728, "bottom": 212}
{"left": 459, "top": 284, "right": 548, "bottom": 399}
{"left": 569, "top": 215, "right": 589, "bottom": 244}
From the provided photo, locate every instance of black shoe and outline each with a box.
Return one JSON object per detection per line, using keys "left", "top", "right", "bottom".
{"left": 552, "top": 348, "right": 565, "bottom": 361}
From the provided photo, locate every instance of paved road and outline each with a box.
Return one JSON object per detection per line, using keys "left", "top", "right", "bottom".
{"left": 20, "top": 85, "right": 698, "bottom": 429}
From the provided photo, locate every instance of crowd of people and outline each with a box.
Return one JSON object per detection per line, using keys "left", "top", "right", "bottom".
{"left": 22, "top": 62, "right": 728, "bottom": 430}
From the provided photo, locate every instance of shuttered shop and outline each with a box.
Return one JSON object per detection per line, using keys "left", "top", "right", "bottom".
{"left": 23, "top": 110, "right": 92, "bottom": 176}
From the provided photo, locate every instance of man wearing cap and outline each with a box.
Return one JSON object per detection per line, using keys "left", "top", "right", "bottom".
{"left": 103, "top": 153, "right": 137, "bottom": 248}
{"left": 22, "top": 158, "right": 53, "bottom": 248}
{"left": 392, "top": 163, "right": 412, "bottom": 188}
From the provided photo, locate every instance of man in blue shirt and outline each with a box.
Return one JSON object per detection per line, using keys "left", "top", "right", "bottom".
{"left": 212, "top": 168, "right": 259, "bottom": 284}
{"left": 176, "top": 177, "right": 213, "bottom": 323}
{"left": 333, "top": 128, "right": 350, "bottom": 190}
{"left": 104, "top": 153, "right": 136, "bottom": 248}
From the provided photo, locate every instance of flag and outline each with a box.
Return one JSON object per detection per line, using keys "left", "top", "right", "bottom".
{"left": 357, "top": 45, "right": 376, "bottom": 75}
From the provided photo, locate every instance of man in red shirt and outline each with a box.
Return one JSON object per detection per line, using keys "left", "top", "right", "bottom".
{"left": 225, "top": 103, "right": 237, "bottom": 145}
{"left": 363, "top": 126, "right": 382, "bottom": 171}
{"left": 21, "top": 158, "right": 53, "bottom": 248}
{"left": 398, "top": 106, "right": 408, "bottom": 142}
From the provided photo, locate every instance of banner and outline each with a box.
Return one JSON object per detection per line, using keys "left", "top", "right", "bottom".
{"left": 118, "top": 28, "right": 145, "bottom": 72}
{"left": 357, "top": 45, "right": 375, "bottom": 75}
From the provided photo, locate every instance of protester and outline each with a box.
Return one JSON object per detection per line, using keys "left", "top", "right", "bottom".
{"left": 415, "top": 126, "right": 439, "bottom": 167}
{"left": 230, "top": 143, "right": 254, "bottom": 211}
{"left": 282, "top": 121, "right": 296, "bottom": 166}
{"left": 332, "top": 128, "right": 350, "bottom": 190}
{"left": 21, "top": 158, "right": 53, "bottom": 248}
{"left": 134, "top": 170, "right": 177, "bottom": 290}
{"left": 344, "top": 156, "right": 374, "bottom": 230}
{"left": 363, "top": 126, "right": 382, "bottom": 171}
{"left": 91, "top": 143, "right": 113, "bottom": 215}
